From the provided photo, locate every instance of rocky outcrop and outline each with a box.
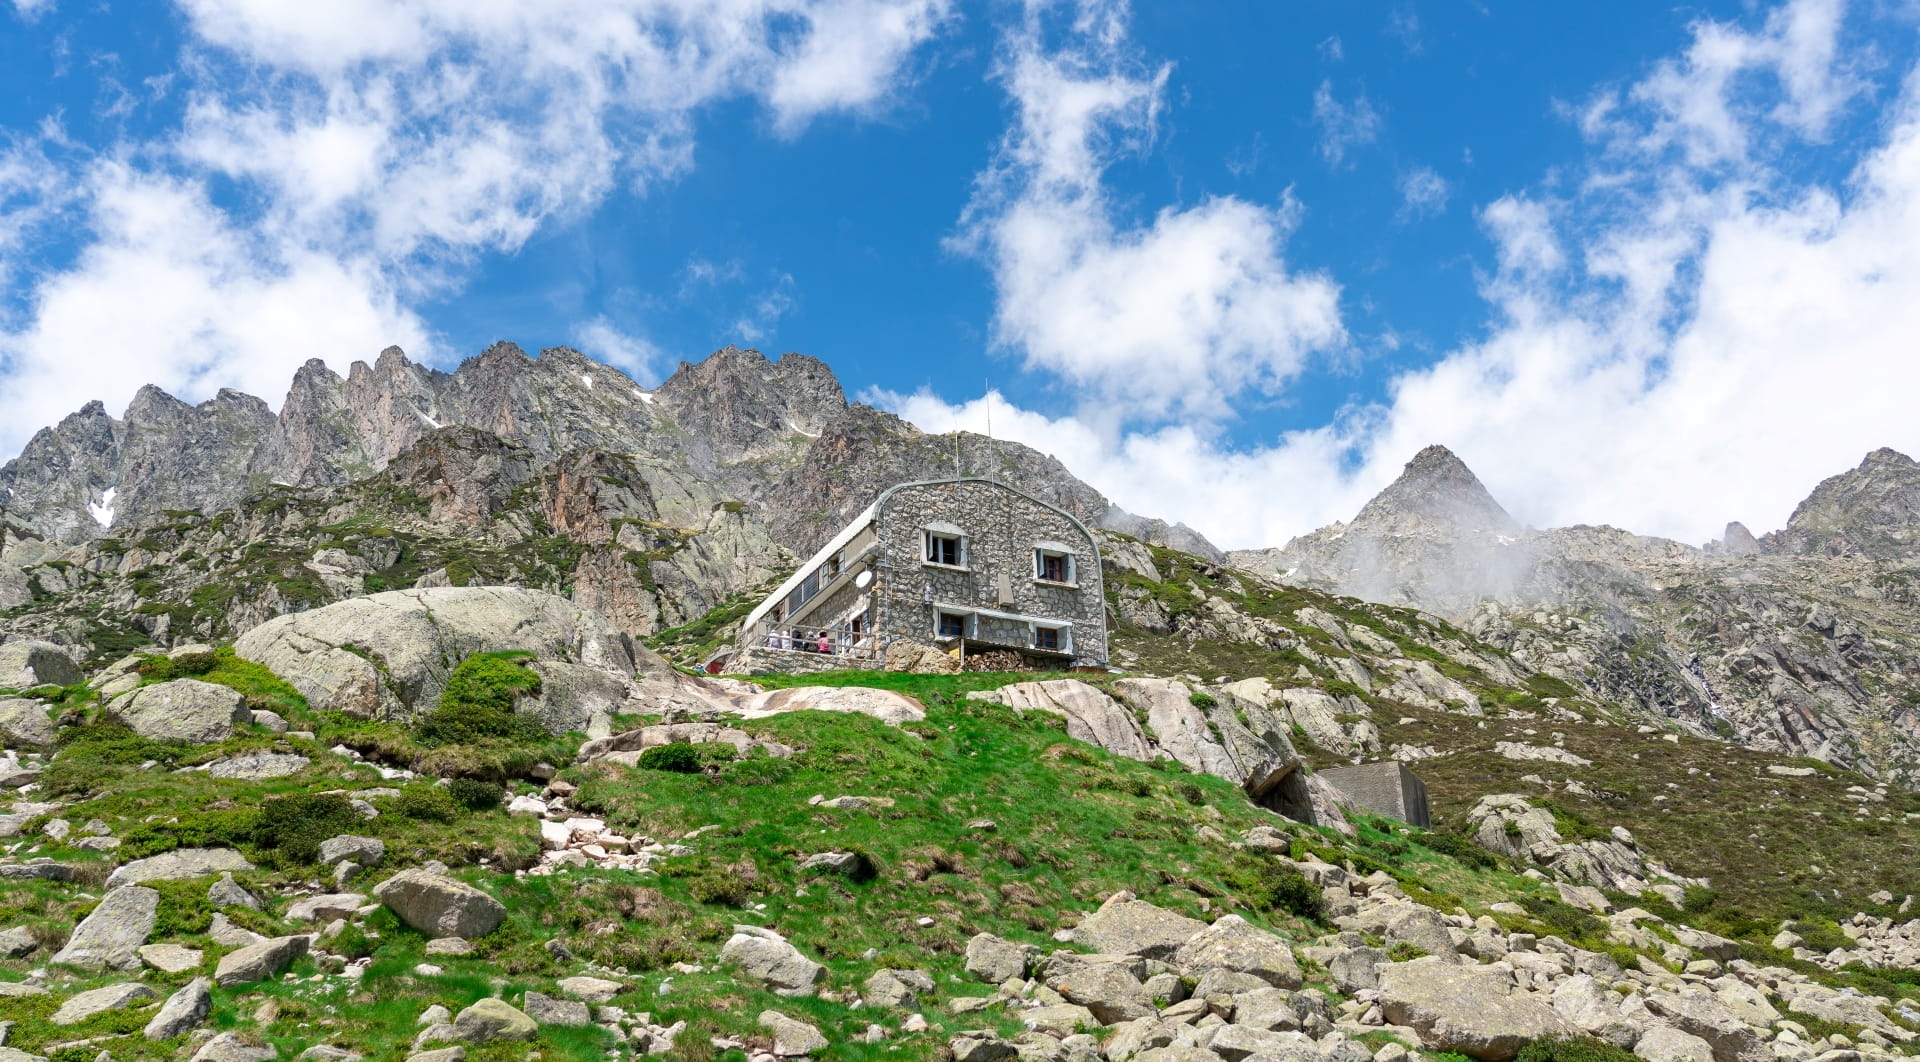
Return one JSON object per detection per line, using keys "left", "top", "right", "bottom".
{"left": 1377, "top": 959, "right": 1570, "bottom": 1061}
{"left": 1467, "top": 794, "right": 1681, "bottom": 893}
{"left": 973, "top": 679, "right": 1154, "bottom": 759}
{"left": 0, "top": 640, "right": 80, "bottom": 688}
{"left": 106, "top": 680, "right": 251, "bottom": 743}
{"left": 233, "top": 587, "right": 636, "bottom": 725}
{"left": 106, "top": 847, "right": 254, "bottom": 888}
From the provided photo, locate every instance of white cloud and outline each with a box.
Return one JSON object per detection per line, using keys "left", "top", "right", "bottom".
{"left": 1311, "top": 80, "right": 1381, "bottom": 166}
{"left": 1317, "top": 36, "right": 1344, "bottom": 64}
{"left": 0, "top": 0, "right": 955, "bottom": 455}
{"left": 893, "top": 0, "right": 1920, "bottom": 553}
{"left": 574, "top": 315, "right": 665, "bottom": 382}
{"left": 1397, "top": 165, "right": 1450, "bottom": 219}
{"left": 10, "top": 0, "right": 54, "bottom": 20}
{"left": 952, "top": 0, "right": 1344, "bottom": 425}
{"left": 730, "top": 273, "right": 798, "bottom": 344}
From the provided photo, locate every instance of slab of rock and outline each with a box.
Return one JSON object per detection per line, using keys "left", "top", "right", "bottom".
{"left": 452, "top": 998, "right": 537, "bottom": 1043}
{"left": 0, "top": 698, "right": 57, "bottom": 746}
{"left": 53, "top": 884, "right": 159, "bottom": 969}
{"left": 865, "top": 968, "right": 935, "bottom": 1009}
{"left": 0, "top": 640, "right": 81, "bottom": 689}
{"left": 1174, "top": 914, "right": 1302, "bottom": 988}
{"left": 720, "top": 925, "right": 825, "bottom": 993}
{"left": 0, "top": 924, "right": 37, "bottom": 958}
{"left": 0, "top": 859, "right": 72, "bottom": 881}
{"left": 191, "top": 1032, "right": 277, "bottom": 1061}
{"left": 522, "top": 991, "right": 590, "bottom": 1026}
{"left": 232, "top": 587, "right": 638, "bottom": 725}
{"left": 1637, "top": 1026, "right": 1715, "bottom": 1062}
{"left": 210, "top": 912, "right": 266, "bottom": 948}
{"left": 972, "top": 680, "right": 1154, "bottom": 760}
{"left": 209, "top": 872, "right": 262, "bottom": 909}
{"left": 318, "top": 835, "right": 384, "bottom": 867}
{"left": 1387, "top": 907, "right": 1463, "bottom": 963}
{"left": 759, "top": 1010, "right": 829, "bottom": 1056}
{"left": 215, "top": 934, "right": 310, "bottom": 986}
{"left": 406, "top": 1050, "right": 465, "bottom": 1062}
{"left": 374, "top": 869, "right": 506, "bottom": 939}
{"left": 965, "top": 932, "right": 1032, "bottom": 983}
{"left": 107, "top": 679, "right": 251, "bottom": 742}
{"left": 139, "top": 942, "right": 205, "bottom": 973}
{"left": 1040, "top": 953, "right": 1154, "bottom": 1024}
{"left": 1074, "top": 893, "right": 1205, "bottom": 960}
{"left": 208, "top": 752, "right": 310, "bottom": 780}
{"left": 731, "top": 683, "right": 926, "bottom": 726}
{"left": 146, "top": 977, "right": 214, "bottom": 1039}
{"left": 107, "top": 847, "right": 255, "bottom": 888}
{"left": 556, "top": 975, "right": 626, "bottom": 1003}
{"left": 287, "top": 893, "right": 366, "bottom": 923}
{"left": 1378, "top": 959, "right": 1570, "bottom": 1061}
{"left": 52, "top": 981, "right": 158, "bottom": 1024}
{"left": 1644, "top": 991, "right": 1770, "bottom": 1062}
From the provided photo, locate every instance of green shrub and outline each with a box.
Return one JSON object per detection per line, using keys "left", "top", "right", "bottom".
{"left": 1514, "top": 1037, "right": 1641, "bottom": 1062}
{"left": 1224, "top": 854, "right": 1323, "bottom": 920}
{"left": 687, "top": 872, "right": 752, "bottom": 906}
{"left": 253, "top": 794, "right": 362, "bottom": 864}
{"left": 137, "top": 651, "right": 219, "bottom": 681}
{"left": 1518, "top": 895, "right": 1606, "bottom": 942}
{"left": 417, "top": 652, "right": 545, "bottom": 746}
{"left": 38, "top": 760, "right": 126, "bottom": 798}
{"left": 447, "top": 777, "right": 504, "bottom": 811}
{"left": 1189, "top": 691, "right": 1217, "bottom": 708}
{"left": 395, "top": 785, "right": 460, "bottom": 823}
{"left": 119, "top": 808, "right": 259, "bottom": 858}
{"left": 54, "top": 721, "right": 188, "bottom": 767}
{"left": 330, "top": 921, "right": 377, "bottom": 960}
{"left": 1415, "top": 829, "right": 1499, "bottom": 870}
{"left": 637, "top": 743, "right": 703, "bottom": 773}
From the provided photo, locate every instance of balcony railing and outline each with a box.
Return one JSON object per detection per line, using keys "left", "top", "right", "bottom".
{"left": 745, "top": 619, "right": 883, "bottom": 662}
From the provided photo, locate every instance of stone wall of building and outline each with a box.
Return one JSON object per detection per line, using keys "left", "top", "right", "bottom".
{"left": 1316, "top": 761, "right": 1431, "bottom": 827}
{"left": 870, "top": 479, "right": 1107, "bottom": 666}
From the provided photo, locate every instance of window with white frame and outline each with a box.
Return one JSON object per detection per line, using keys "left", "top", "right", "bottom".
{"left": 924, "top": 522, "right": 966, "bottom": 568}
{"left": 1033, "top": 543, "right": 1076, "bottom": 584}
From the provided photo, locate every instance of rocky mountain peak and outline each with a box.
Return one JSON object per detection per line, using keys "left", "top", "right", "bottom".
{"left": 1351, "top": 443, "right": 1519, "bottom": 539}
{"left": 1768, "top": 446, "right": 1920, "bottom": 560}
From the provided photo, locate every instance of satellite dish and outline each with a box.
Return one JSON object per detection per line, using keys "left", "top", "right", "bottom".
{"left": 855, "top": 570, "right": 873, "bottom": 589}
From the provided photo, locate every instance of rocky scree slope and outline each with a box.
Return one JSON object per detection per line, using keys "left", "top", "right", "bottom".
{"left": 1231, "top": 447, "right": 1920, "bottom": 787}
{"left": 4, "top": 598, "right": 1920, "bottom": 1062}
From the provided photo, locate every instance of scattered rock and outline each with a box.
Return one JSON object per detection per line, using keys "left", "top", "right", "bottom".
{"left": 0, "top": 699, "right": 56, "bottom": 747}
{"left": 215, "top": 934, "right": 310, "bottom": 987}
{"left": 52, "top": 884, "right": 158, "bottom": 970}
{"left": 759, "top": 1010, "right": 829, "bottom": 1056}
{"left": 208, "top": 752, "right": 310, "bottom": 780}
{"left": 864, "top": 968, "right": 934, "bottom": 1009}
{"left": 191, "top": 1032, "right": 277, "bottom": 1061}
{"left": 139, "top": 942, "right": 205, "bottom": 973}
{"left": 106, "top": 847, "right": 255, "bottom": 888}
{"left": 720, "top": 925, "right": 825, "bottom": 994}
{"left": 106, "top": 679, "right": 251, "bottom": 743}
{"left": 318, "top": 835, "right": 385, "bottom": 867}
{"left": 452, "top": 998, "right": 538, "bottom": 1043}
{"left": 51, "top": 981, "right": 158, "bottom": 1025}
{"left": 965, "top": 933, "right": 1031, "bottom": 983}
{"left": 146, "top": 977, "right": 214, "bottom": 1039}
{"left": 209, "top": 872, "right": 262, "bottom": 910}
{"left": 557, "top": 975, "right": 626, "bottom": 1002}
{"left": 1378, "top": 959, "right": 1571, "bottom": 1061}
{"left": 1073, "top": 892, "right": 1205, "bottom": 960}
{"left": 374, "top": 869, "right": 506, "bottom": 939}
{"left": 0, "top": 640, "right": 82, "bottom": 688}
{"left": 1173, "top": 914, "right": 1303, "bottom": 988}
{"left": 287, "top": 894, "right": 366, "bottom": 923}
{"left": 0, "top": 925, "right": 37, "bottom": 958}
{"left": 522, "top": 991, "right": 591, "bottom": 1027}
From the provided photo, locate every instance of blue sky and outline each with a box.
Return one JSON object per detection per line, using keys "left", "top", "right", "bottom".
{"left": 3, "top": 0, "right": 1919, "bottom": 549}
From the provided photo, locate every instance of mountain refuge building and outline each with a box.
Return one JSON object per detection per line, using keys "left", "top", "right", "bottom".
{"left": 732, "top": 478, "right": 1108, "bottom": 670}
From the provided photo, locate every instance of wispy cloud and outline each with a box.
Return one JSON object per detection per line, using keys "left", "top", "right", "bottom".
{"left": 1311, "top": 80, "right": 1382, "bottom": 166}
{"left": 1397, "top": 165, "right": 1451, "bottom": 220}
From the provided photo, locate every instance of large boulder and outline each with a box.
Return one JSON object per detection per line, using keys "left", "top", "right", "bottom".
{"left": 0, "top": 640, "right": 81, "bottom": 689}
{"left": 1107, "top": 679, "right": 1309, "bottom": 814}
{"left": 146, "top": 977, "right": 214, "bottom": 1039}
{"left": 1643, "top": 991, "right": 1771, "bottom": 1062}
{"left": 970, "top": 680, "right": 1154, "bottom": 760}
{"left": 720, "top": 925, "right": 825, "bottom": 993}
{"left": 731, "top": 684, "right": 926, "bottom": 726}
{"left": 374, "top": 869, "right": 506, "bottom": 939}
{"left": 53, "top": 885, "right": 159, "bottom": 970}
{"left": 1173, "top": 914, "right": 1303, "bottom": 988}
{"left": 232, "top": 587, "right": 637, "bottom": 725}
{"left": 1378, "top": 959, "right": 1571, "bottom": 1061}
{"left": 1073, "top": 893, "right": 1205, "bottom": 960}
{"left": 0, "top": 698, "right": 57, "bottom": 746}
{"left": 106, "top": 680, "right": 251, "bottom": 743}
{"left": 215, "top": 934, "right": 310, "bottom": 986}
{"left": 107, "top": 848, "right": 255, "bottom": 888}
{"left": 454, "top": 998, "right": 536, "bottom": 1042}
{"left": 51, "top": 982, "right": 158, "bottom": 1025}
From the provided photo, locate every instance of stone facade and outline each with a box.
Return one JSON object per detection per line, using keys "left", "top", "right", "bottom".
{"left": 738, "top": 478, "right": 1107, "bottom": 669}
{"left": 1316, "top": 761, "right": 1431, "bottom": 827}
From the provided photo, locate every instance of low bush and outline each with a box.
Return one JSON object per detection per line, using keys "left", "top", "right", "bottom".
{"left": 447, "top": 777, "right": 503, "bottom": 811}
{"left": 395, "top": 785, "right": 460, "bottom": 823}
{"left": 1224, "top": 854, "right": 1323, "bottom": 920}
{"left": 637, "top": 743, "right": 703, "bottom": 773}
{"left": 1415, "top": 829, "right": 1499, "bottom": 870}
{"left": 253, "top": 793, "right": 362, "bottom": 864}
{"left": 1515, "top": 1036, "right": 1642, "bottom": 1062}
{"left": 417, "top": 652, "right": 546, "bottom": 747}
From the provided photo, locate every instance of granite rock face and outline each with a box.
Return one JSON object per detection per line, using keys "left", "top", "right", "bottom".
{"left": 234, "top": 587, "right": 636, "bottom": 724}
{"left": 0, "top": 640, "right": 81, "bottom": 688}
